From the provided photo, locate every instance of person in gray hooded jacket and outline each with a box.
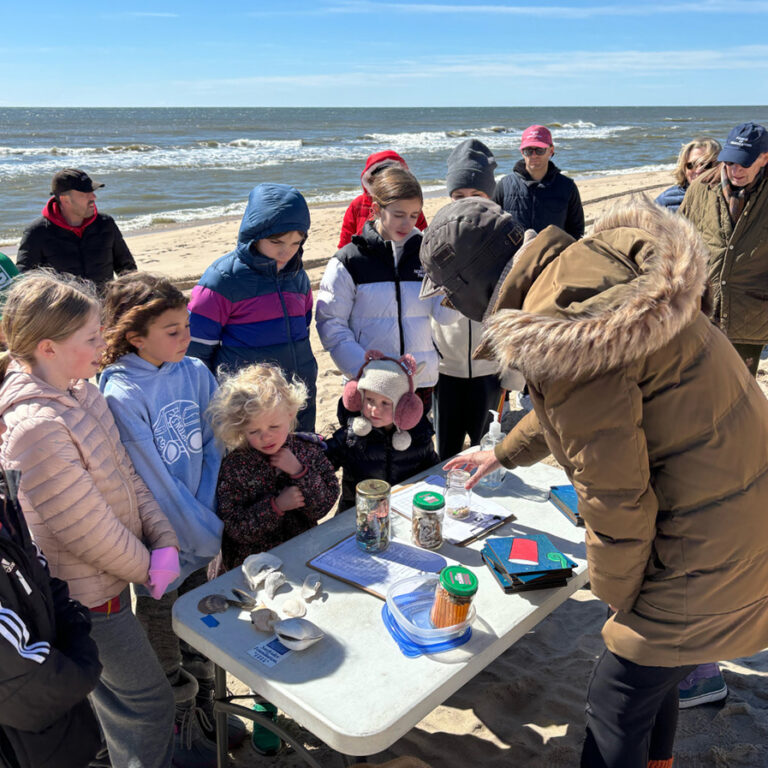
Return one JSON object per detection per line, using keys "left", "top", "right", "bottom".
{"left": 430, "top": 139, "right": 523, "bottom": 459}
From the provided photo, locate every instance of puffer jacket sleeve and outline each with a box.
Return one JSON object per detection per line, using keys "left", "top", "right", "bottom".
{"left": 315, "top": 257, "right": 367, "bottom": 377}
{"left": 494, "top": 409, "right": 551, "bottom": 468}
{"left": 338, "top": 200, "right": 361, "bottom": 249}
{"left": 188, "top": 277, "right": 228, "bottom": 370}
{"left": 15, "top": 224, "right": 45, "bottom": 273}
{"left": 540, "top": 369, "right": 658, "bottom": 611}
{"left": 4, "top": 418, "right": 154, "bottom": 587}
{"left": 564, "top": 183, "right": 585, "bottom": 240}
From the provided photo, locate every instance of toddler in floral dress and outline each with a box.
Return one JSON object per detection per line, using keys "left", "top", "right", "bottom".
{"left": 207, "top": 363, "right": 339, "bottom": 572}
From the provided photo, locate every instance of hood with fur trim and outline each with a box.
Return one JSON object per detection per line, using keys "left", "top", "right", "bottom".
{"left": 480, "top": 196, "right": 709, "bottom": 382}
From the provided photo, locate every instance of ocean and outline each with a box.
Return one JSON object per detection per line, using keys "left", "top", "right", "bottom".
{"left": 1, "top": 105, "right": 765, "bottom": 245}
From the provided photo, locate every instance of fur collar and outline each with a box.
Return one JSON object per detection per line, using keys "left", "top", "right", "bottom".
{"left": 482, "top": 196, "right": 709, "bottom": 382}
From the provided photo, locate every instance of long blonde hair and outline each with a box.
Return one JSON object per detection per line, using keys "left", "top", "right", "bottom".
{"left": 673, "top": 137, "right": 721, "bottom": 187}
{"left": 0, "top": 271, "right": 99, "bottom": 381}
{"left": 206, "top": 363, "right": 307, "bottom": 450}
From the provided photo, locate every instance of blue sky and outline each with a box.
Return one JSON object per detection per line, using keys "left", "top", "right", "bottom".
{"left": 1, "top": 0, "right": 766, "bottom": 106}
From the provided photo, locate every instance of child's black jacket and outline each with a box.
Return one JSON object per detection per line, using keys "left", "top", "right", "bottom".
{"left": 325, "top": 414, "right": 439, "bottom": 510}
{"left": 0, "top": 470, "right": 102, "bottom": 768}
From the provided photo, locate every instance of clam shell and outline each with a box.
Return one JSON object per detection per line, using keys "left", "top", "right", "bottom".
{"left": 197, "top": 594, "right": 229, "bottom": 614}
{"left": 242, "top": 554, "right": 283, "bottom": 591}
{"left": 264, "top": 570, "right": 287, "bottom": 600}
{"left": 301, "top": 574, "right": 322, "bottom": 603}
{"left": 280, "top": 596, "right": 306, "bottom": 618}
{"left": 274, "top": 618, "right": 324, "bottom": 651}
{"left": 250, "top": 608, "right": 279, "bottom": 632}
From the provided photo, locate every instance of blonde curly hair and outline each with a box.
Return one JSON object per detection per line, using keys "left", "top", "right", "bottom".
{"left": 206, "top": 363, "right": 308, "bottom": 450}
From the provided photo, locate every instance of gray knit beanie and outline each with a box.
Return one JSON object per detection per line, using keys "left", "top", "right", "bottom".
{"left": 446, "top": 139, "right": 497, "bottom": 197}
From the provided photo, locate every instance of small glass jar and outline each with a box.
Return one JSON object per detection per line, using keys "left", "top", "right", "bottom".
{"left": 355, "top": 479, "right": 391, "bottom": 553}
{"left": 411, "top": 491, "right": 445, "bottom": 550}
{"left": 445, "top": 469, "right": 472, "bottom": 519}
{"left": 430, "top": 565, "right": 479, "bottom": 628}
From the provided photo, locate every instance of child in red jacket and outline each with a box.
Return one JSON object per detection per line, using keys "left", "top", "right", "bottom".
{"left": 337, "top": 150, "right": 428, "bottom": 248}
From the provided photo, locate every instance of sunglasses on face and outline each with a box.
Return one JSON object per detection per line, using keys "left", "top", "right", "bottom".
{"left": 521, "top": 147, "right": 549, "bottom": 157}
{"left": 685, "top": 160, "right": 713, "bottom": 171}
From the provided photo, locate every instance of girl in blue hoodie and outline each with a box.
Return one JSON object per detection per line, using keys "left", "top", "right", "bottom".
{"left": 187, "top": 183, "right": 318, "bottom": 432}
{"left": 99, "top": 273, "right": 245, "bottom": 764}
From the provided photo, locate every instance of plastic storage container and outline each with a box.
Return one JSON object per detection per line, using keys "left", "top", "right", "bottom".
{"left": 445, "top": 469, "right": 472, "bottom": 519}
{"left": 386, "top": 572, "right": 476, "bottom": 645}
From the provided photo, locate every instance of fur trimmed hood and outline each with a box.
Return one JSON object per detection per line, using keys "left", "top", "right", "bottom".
{"left": 482, "top": 196, "right": 709, "bottom": 382}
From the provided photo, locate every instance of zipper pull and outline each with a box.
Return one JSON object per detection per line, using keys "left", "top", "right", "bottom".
{"left": 15, "top": 569, "right": 33, "bottom": 596}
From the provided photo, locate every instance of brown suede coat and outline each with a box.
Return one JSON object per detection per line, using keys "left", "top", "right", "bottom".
{"left": 482, "top": 197, "right": 768, "bottom": 666}
{"left": 680, "top": 166, "right": 768, "bottom": 344}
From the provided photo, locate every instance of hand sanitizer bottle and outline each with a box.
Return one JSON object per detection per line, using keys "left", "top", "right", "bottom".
{"left": 479, "top": 409, "right": 505, "bottom": 489}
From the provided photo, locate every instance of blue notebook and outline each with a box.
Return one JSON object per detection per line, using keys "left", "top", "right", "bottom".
{"left": 549, "top": 484, "right": 582, "bottom": 526}
{"left": 484, "top": 534, "right": 577, "bottom": 577}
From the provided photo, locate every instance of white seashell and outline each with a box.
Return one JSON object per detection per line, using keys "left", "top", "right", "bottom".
{"left": 264, "top": 570, "right": 287, "bottom": 600}
{"left": 274, "top": 618, "right": 324, "bottom": 651}
{"left": 301, "top": 574, "right": 322, "bottom": 603}
{"left": 250, "top": 608, "right": 279, "bottom": 632}
{"left": 242, "top": 554, "right": 282, "bottom": 591}
{"left": 280, "top": 597, "right": 306, "bottom": 618}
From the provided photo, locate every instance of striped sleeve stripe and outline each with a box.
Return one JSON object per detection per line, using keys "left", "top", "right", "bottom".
{"left": 0, "top": 605, "right": 51, "bottom": 664}
{"left": 33, "top": 542, "right": 48, "bottom": 569}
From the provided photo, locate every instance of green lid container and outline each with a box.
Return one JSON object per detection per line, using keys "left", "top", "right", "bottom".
{"left": 413, "top": 491, "right": 445, "bottom": 510}
{"left": 439, "top": 565, "right": 478, "bottom": 597}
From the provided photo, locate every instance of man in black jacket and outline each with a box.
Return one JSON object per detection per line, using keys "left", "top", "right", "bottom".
{"left": 0, "top": 456, "right": 102, "bottom": 768}
{"left": 493, "top": 125, "right": 584, "bottom": 239}
{"left": 16, "top": 169, "right": 136, "bottom": 291}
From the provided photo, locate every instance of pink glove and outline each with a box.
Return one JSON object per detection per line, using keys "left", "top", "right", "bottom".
{"left": 147, "top": 547, "right": 180, "bottom": 600}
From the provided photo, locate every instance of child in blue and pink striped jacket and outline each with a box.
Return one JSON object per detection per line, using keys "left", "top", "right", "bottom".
{"left": 188, "top": 183, "right": 318, "bottom": 431}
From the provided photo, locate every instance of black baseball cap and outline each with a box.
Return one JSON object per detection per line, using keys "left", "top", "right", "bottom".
{"left": 718, "top": 122, "right": 768, "bottom": 167}
{"left": 51, "top": 169, "right": 105, "bottom": 196}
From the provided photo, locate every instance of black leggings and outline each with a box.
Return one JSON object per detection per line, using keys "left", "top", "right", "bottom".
{"left": 581, "top": 649, "right": 695, "bottom": 768}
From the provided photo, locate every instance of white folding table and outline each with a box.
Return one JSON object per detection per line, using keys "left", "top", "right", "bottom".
{"left": 172, "top": 461, "right": 588, "bottom": 767}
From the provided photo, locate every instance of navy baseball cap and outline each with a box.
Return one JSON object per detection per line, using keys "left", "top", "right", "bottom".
{"left": 718, "top": 122, "right": 768, "bottom": 167}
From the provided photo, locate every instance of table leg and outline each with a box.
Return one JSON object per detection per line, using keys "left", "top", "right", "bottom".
{"left": 210, "top": 664, "right": 326, "bottom": 768}
{"left": 214, "top": 664, "right": 229, "bottom": 768}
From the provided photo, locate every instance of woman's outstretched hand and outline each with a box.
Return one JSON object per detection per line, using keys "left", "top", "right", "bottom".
{"left": 443, "top": 450, "right": 502, "bottom": 490}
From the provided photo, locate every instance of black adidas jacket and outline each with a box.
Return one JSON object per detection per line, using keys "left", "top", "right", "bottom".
{"left": 0, "top": 470, "right": 101, "bottom": 768}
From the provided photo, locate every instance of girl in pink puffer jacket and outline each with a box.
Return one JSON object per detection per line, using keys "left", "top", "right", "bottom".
{"left": 0, "top": 273, "right": 179, "bottom": 768}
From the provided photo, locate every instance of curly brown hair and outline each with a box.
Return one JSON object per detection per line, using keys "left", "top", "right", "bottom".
{"left": 100, "top": 272, "right": 187, "bottom": 368}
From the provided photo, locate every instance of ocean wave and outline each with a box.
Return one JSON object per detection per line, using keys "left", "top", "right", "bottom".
{"left": 575, "top": 162, "right": 674, "bottom": 179}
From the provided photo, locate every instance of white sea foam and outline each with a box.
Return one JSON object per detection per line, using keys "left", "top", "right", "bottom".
{"left": 575, "top": 163, "right": 674, "bottom": 179}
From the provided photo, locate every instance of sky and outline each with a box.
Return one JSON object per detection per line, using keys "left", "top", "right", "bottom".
{"left": 1, "top": 0, "right": 767, "bottom": 107}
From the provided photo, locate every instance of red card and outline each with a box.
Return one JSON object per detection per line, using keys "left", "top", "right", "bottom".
{"left": 507, "top": 538, "right": 539, "bottom": 565}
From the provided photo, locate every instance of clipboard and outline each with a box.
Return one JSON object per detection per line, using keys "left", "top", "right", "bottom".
{"left": 307, "top": 534, "right": 449, "bottom": 600}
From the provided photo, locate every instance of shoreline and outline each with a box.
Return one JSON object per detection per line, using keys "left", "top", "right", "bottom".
{"left": 0, "top": 169, "right": 671, "bottom": 257}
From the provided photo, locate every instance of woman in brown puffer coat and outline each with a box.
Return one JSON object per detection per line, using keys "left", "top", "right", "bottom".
{"left": 425, "top": 196, "right": 768, "bottom": 768}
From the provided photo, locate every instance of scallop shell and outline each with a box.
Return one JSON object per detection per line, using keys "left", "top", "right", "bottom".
{"left": 250, "top": 608, "right": 279, "bottom": 632}
{"left": 242, "top": 553, "right": 282, "bottom": 591}
{"left": 264, "top": 570, "right": 287, "bottom": 600}
{"left": 301, "top": 574, "right": 322, "bottom": 603}
{"left": 280, "top": 596, "right": 306, "bottom": 618}
{"left": 274, "top": 618, "right": 324, "bottom": 651}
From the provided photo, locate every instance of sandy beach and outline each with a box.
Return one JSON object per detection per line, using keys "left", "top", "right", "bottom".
{"left": 120, "top": 170, "right": 766, "bottom": 767}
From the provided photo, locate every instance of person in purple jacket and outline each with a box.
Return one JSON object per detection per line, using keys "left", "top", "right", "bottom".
{"left": 187, "top": 183, "right": 318, "bottom": 431}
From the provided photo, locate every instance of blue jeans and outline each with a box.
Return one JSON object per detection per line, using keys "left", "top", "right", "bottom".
{"left": 88, "top": 589, "right": 175, "bottom": 768}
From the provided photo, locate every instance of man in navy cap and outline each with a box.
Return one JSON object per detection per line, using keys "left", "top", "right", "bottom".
{"left": 681, "top": 122, "right": 768, "bottom": 377}
{"left": 679, "top": 121, "right": 768, "bottom": 710}
{"left": 16, "top": 168, "right": 136, "bottom": 291}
